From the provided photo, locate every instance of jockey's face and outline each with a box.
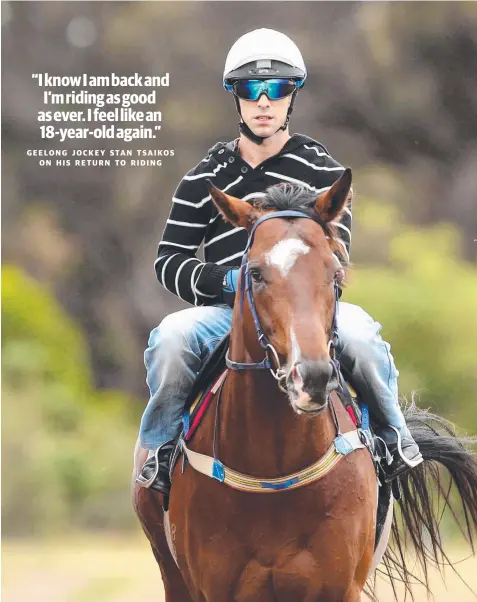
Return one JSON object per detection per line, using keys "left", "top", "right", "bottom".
{"left": 238, "top": 92, "right": 292, "bottom": 138}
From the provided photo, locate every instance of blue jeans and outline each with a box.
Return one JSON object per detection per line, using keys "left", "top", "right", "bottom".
{"left": 139, "top": 302, "right": 405, "bottom": 450}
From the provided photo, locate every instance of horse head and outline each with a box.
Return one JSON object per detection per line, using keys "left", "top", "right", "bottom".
{"left": 207, "top": 169, "right": 352, "bottom": 415}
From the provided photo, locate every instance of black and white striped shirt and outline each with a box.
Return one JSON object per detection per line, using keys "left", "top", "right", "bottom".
{"left": 155, "top": 133, "right": 352, "bottom": 306}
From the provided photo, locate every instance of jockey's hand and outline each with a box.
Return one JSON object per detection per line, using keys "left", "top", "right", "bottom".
{"left": 220, "top": 268, "right": 239, "bottom": 308}
{"left": 222, "top": 268, "right": 239, "bottom": 293}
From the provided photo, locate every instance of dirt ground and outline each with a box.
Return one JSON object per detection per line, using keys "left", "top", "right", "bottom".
{"left": 2, "top": 535, "right": 476, "bottom": 601}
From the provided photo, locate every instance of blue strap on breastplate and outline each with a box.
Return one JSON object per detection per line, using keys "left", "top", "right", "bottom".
{"left": 360, "top": 402, "right": 370, "bottom": 432}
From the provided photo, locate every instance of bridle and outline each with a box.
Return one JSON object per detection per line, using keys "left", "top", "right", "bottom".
{"left": 225, "top": 209, "right": 342, "bottom": 394}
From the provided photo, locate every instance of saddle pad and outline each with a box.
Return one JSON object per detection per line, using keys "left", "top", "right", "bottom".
{"left": 184, "top": 333, "right": 229, "bottom": 414}
{"left": 183, "top": 370, "right": 227, "bottom": 441}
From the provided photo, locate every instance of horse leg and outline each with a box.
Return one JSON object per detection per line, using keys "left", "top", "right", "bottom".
{"left": 133, "top": 483, "right": 193, "bottom": 602}
{"left": 132, "top": 444, "right": 192, "bottom": 602}
{"left": 333, "top": 583, "right": 361, "bottom": 602}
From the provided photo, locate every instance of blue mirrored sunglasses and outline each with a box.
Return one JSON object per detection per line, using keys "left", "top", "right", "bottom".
{"left": 225, "top": 79, "right": 304, "bottom": 101}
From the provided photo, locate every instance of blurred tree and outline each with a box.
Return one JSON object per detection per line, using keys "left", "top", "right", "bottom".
{"left": 2, "top": 266, "right": 140, "bottom": 535}
{"left": 2, "top": 264, "right": 92, "bottom": 395}
{"left": 346, "top": 208, "right": 477, "bottom": 433}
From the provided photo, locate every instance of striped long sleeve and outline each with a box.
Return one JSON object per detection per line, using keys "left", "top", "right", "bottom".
{"left": 155, "top": 173, "right": 230, "bottom": 306}
{"left": 154, "top": 134, "right": 353, "bottom": 306}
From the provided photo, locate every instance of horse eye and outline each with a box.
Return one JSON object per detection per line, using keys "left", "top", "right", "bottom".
{"left": 250, "top": 268, "right": 263, "bottom": 284}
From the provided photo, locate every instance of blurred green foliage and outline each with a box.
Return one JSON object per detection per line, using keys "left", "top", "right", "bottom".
{"left": 2, "top": 264, "right": 92, "bottom": 396}
{"left": 346, "top": 201, "right": 477, "bottom": 433}
{"left": 2, "top": 265, "right": 140, "bottom": 536}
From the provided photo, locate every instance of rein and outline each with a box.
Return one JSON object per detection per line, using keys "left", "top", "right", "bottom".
{"left": 225, "top": 210, "right": 342, "bottom": 392}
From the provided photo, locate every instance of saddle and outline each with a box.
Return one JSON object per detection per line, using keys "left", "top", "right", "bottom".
{"left": 172, "top": 333, "right": 392, "bottom": 550}
{"left": 183, "top": 333, "right": 230, "bottom": 432}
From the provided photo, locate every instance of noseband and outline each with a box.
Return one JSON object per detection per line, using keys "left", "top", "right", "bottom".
{"left": 225, "top": 210, "right": 342, "bottom": 392}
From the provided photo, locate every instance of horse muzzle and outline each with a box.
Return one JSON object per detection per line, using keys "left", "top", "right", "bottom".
{"left": 287, "top": 359, "right": 338, "bottom": 414}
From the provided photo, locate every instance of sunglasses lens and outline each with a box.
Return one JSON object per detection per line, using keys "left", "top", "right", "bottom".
{"left": 264, "top": 80, "right": 297, "bottom": 100}
{"left": 268, "top": 79, "right": 296, "bottom": 100}
{"left": 233, "top": 80, "right": 261, "bottom": 100}
{"left": 233, "top": 79, "right": 297, "bottom": 101}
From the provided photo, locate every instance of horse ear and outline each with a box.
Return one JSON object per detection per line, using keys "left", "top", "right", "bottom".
{"left": 206, "top": 180, "right": 255, "bottom": 229}
{"left": 314, "top": 168, "right": 352, "bottom": 223}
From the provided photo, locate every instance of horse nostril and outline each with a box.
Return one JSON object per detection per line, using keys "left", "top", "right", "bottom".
{"left": 328, "top": 361, "right": 339, "bottom": 388}
{"left": 292, "top": 359, "right": 333, "bottom": 402}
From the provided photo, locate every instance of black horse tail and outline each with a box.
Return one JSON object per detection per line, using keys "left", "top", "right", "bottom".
{"left": 374, "top": 399, "right": 477, "bottom": 600}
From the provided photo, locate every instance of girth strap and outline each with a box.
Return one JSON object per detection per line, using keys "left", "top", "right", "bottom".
{"left": 181, "top": 430, "right": 366, "bottom": 493}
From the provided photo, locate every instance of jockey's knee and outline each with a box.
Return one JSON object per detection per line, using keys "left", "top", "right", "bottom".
{"left": 155, "top": 309, "right": 201, "bottom": 344}
{"left": 146, "top": 309, "right": 202, "bottom": 365}
{"left": 337, "top": 302, "right": 396, "bottom": 374}
{"left": 338, "top": 303, "right": 380, "bottom": 348}
{"left": 145, "top": 306, "right": 232, "bottom": 372}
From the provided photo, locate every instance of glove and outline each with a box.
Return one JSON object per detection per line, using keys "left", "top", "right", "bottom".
{"left": 222, "top": 268, "right": 240, "bottom": 293}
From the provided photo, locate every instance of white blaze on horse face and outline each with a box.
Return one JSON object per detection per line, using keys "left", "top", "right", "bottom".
{"left": 289, "top": 327, "right": 313, "bottom": 410}
{"left": 290, "top": 328, "right": 301, "bottom": 366}
{"left": 266, "top": 238, "right": 310, "bottom": 277}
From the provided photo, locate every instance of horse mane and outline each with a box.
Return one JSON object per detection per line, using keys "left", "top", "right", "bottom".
{"left": 251, "top": 182, "right": 346, "bottom": 265}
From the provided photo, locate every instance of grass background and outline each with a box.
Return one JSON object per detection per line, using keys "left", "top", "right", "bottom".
{"left": 3, "top": 536, "right": 476, "bottom": 601}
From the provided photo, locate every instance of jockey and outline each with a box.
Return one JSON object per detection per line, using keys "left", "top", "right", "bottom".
{"left": 135, "top": 28, "right": 423, "bottom": 495}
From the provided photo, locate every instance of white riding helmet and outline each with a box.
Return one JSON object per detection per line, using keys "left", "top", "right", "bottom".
{"left": 223, "top": 28, "right": 307, "bottom": 85}
{"left": 223, "top": 29, "right": 307, "bottom": 145}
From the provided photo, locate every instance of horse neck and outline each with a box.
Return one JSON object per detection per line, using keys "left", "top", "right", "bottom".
{"left": 217, "top": 325, "right": 337, "bottom": 476}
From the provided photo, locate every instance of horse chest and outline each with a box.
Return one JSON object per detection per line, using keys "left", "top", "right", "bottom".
{"left": 169, "top": 471, "right": 366, "bottom": 601}
{"left": 175, "top": 534, "right": 355, "bottom": 602}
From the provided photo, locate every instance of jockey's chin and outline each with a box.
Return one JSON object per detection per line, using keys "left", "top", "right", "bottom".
{"left": 245, "top": 116, "right": 279, "bottom": 138}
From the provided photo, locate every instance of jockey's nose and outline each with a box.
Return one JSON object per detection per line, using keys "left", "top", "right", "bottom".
{"left": 257, "top": 93, "right": 270, "bottom": 107}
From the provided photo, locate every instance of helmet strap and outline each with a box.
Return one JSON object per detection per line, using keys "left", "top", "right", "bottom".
{"left": 233, "top": 90, "right": 297, "bottom": 146}
{"left": 287, "top": 88, "right": 298, "bottom": 117}
{"left": 238, "top": 121, "right": 266, "bottom": 145}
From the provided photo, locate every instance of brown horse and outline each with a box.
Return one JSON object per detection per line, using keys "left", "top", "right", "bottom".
{"left": 134, "top": 170, "right": 477, "bottom": 601}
